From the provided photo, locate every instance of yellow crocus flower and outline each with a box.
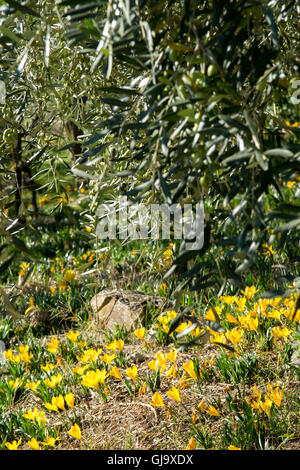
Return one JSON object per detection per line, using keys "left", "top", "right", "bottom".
{"left": 63, "top": 269, "right": 75, "bottom": 282}
{"left": 206, "top": 404, "right": 220, "bottom": 417}
{"left": 46, "top": 337, "right": 59, "bottom": 354}
{"left": 5, "top": 438, "right": 22, "bottom": 450}
{"left": 41, "top": 436, "right": 60, "bottom": 447}
{"left": 271, "top": 326, "right": 292, "bottom": 339}
{"left": 166, "top": 386, "right": 181, "bottom": 403}
{"left": 45, "top": 401, "right": 58, "bottom": 412}
{"left": 65, "top": 392, "right": 75, "bottom": 408}
{"left": 149, "top": 391, "right": 165, "bottom": 407}
{"left": 165, "top": 364, "right": 177, "bottom": 379}
{"left": 225, "top": 327, "right": 244, "bottom": 345}
{"left": 25, "top": 297, "right": 35, "bottom": 315}
{"left": 260, "top": 398, "right": 272, "bottom": 417}
{"left": 166, "top": 347, "right": 177, "bottom": 363}
{"left": 185, "top": 436, "right": 196, "bottom": 450}
{"left": 53, "top": 394, "right": 65, "bottom": 411}
{"left": 25, "top": 381, "right": 40, "bottom": 392}
{"left": 126, "top": 365, "right": 138, "bottom": 381}
{"left": 41, "top": 363, "right": 56, "bottom": 372}
{"left": 148, "top": 359, "right": 158, "bottom": 371}
{"left": 27, "top": 438, "right": 40, "bottom": 450}
{"left": 110, "top": 366, "right": 122, "bottom": 380}
{"left": 182, "top": 360, "right": 198, "bottom": 381}
{"left": 66, "top": 330, "right": 80, "bottom": 342}
{"left": 72, "top": 365, "right": 89, "bottom": 375}
{"left": 68, "top": 423, "right": 81, "bottom": 440}
{"left": 43, "top": 373, "right": 63, "bottom": 389}
{"left": 134, "top": 327, "right": 146, "bottom": 340}
{"left": 23, "top": 407, "right": 46, "bottom": 425}
{"left": 226, "top": 313, "right": 239, "bottom": 324}
{"left": 100, "top": 353, "right": 116, "bottom": 365}
{"left": 241, "top": 286, "right": 258, "bottom": 300}
{"left": 138, "top": 382, "right": 147, "bottom": 396}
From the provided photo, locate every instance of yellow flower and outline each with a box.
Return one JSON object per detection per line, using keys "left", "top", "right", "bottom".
{"left": 149, "top": 391, "right": 165, "bottom": 407}
{"left": 54, "top": 394, "right": 65, "bottom": 411}
{"left": 27, "top": 437, "right": 40, "bottom": 450}
{"left": 206, "top": 404, "right": 220, "bottom": 417}
{"left": 235, "top": 297, "right": 247, "bottom": 311}
{"left": 241, "top": 286, "right": 258, "bottom": 300}
{"left": 159, "top": 282, "right": 167, "bottom": 294}
{"left": 25, "top": 296, "right": 35, "bottom": 315}
{"left": 63, "top": 269, "right": 75, "bottom": 282}
{"left": 267, "top": 383, "right": 284, "bottom": 408}
{"left": 115, "top": 339, "right": 124, "bottom": 351}
{"left": 19, "top": 262, "right": 30, "bottom": 276}
{"left": 166, "top": 347, "right": 177, "bottom": 363}
{"left": 65, "top": 392, "right": 75, "bottom": 409}
{"left": 72, "top": 365, "right": 89, "bottom": 375}
{"left": 134, "top": 327, "right": 146, "bottom": 340}
{"left": 260, "top": 398, "right": 272, "bottom": 417}
{"left": 4, "top": 349, "right": 20, "bottom": 363}
{"left": 41, "top": 363, "right": 56, "bottom": 372}
{"left": 77, "top": 348, "right": 102, "bottom": 363}
{"left": 110, "top": 366, "right": 122, "bottom": 380}
{"left": 208, "top": 327, "right": 227, "bottom": 345}
{"left": 286, "top": 181, "right": 296, "bottom": 189}
{"left": 271, "top": 326, "right": 292, "bottom": 339}
{"left": 45, "top": 401, "right": 58, "bottom": 412}
{"left": 155, "top": 351, "right": 167, "bottom": 369}
{"left": 262, "top": 243, "right": 274, "bottom": 256}
{"left": 254, "top": 298, "right": 269, "bottom": 316}
{"left": 68, "top": 423, "right": 81, "bottom": 440}
{"left": 58, "top": 279, "right": 67, "bottom": 291}
{"left": 204, "top": 309, "right": 216, "bottom": 321}
{"left": 81, "top": 369, "right": 108, "bottom": 389}
{"left": 175, "top": 321, "right": 192, "bottom": 334}
{"left": 148, "top": 359, "right": 158, "bottom": 371}
{"left": 182, "top": 360, "right": 198, "bottom": 381}
{"left": 41, "top": 436, "right": 60, "bottom": 447}
{"left": 166, "top": 386, "right": 181, "bottom": 403}
{"left": 226, "top": 313, "right": 239, "bottom": 324}
{"left": 100, "top": 353, "right": 116, "bottom": 365}
{"left": 162, "top": 247, "right": 173, "bottom": 267}
{"left": 66, "top": 330, "right": 80, "bottom": 343}
{"left": 228, "top": 445, "right": 241, "bottom": 450}
{"left": 25, "top": 381, "right": 40, "bottom": 392}
{"left": 5, "top": 438, "right": 22, "bottom": 450}
{"left": 267, "top": 309, "right": 281, "bottom": 320}
{"left": 220, "top": 295, "right": 237, "bottom": 305}
{"left": 44, "top": 373, "right": 63, "bottom": 389}
{"left": 23, "top": 407, "right": 46, "bottom": 425}
{"left": 247, "top": 316, "right": 259, "bottom": 331}
{"left": 8, "top": 378, "right": 23, "bottom": 391}
{"left": 126, "top": 365, "right": 138, "bottom": 381}
{"left": 46, "top": 337, "right": 59, "bottom": 354}
{"left": 19, "top": 344, "right": 33, "bottom": 363}
{"left": 225, "top": 327, "right": 244, "bottom": 345}
{"left": 292, "top": 122, "right": 299, "bottom": 127}
{"left": 138, "top": 382, "right": 147, "bottom": 396}
{"left": 185, "top": 436, "right": 196, "bottom": 450}
{"left": 165, "top": 364, "right": 177, "bottom": 379}
{"left": 248, "top": 384, "right": 262, "bottom": 402}
{"left": 105, "top": 339, "right": 118, "bottom": 351}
